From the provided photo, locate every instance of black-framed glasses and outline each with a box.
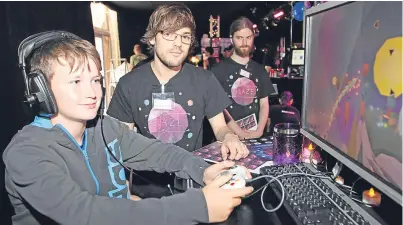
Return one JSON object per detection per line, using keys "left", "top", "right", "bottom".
{"left": 159, "top": 31, "right": 194, "bottom": 45}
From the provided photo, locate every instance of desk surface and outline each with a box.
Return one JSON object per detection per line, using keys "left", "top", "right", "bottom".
{"left": 198, "top": 178, "right": 296, "bottom": 225}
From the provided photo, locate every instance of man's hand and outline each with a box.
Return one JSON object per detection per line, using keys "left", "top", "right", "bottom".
{"left": 129, "top": 194, "right": 142, "bottom": 201}
{"left": 203, "top": 161, "right": 252, "bottom": 185}
{"left": 126, "top": 180, "right": 141, "bottom": 201}
{"left": 244, "top": 129, "right": 263, "bottom": 139}
{"left": 202, "top": 172, "right": 254, "bottom": 223}
{"left": 221, "top": 133, "right": 249, "bottom": 160}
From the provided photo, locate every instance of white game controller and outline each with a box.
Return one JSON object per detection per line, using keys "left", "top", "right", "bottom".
{"left": 219, "top": 165, "right": 248, "bottom": 189}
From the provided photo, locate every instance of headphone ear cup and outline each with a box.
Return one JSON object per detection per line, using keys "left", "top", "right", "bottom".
{"left": 29, "top": 72, "right": 58, "bottom": 116}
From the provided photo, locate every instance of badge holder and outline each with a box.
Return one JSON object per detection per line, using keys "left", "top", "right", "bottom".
{"left": 152, "top": 83, "right": 175, "bottom": 110}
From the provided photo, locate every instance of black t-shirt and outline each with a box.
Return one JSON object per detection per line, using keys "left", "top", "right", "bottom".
{"left": 207, "top": 57, "right": 217, "bottom": 70}
{"left": 212, "top": 58, "right": 275, "bottom": 127}
{"left": 107, "top": 62, "right": 232, "bottom": 152}
{"left": 268, "top": 104, "right": 301, "bottom": 135}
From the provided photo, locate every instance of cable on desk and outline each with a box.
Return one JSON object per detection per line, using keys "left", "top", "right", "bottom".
{"left": 350, "top": 177, "right": 362, "bottom": 198}
{"left": 245, "top": 183, "right": 270, "bottom": 198}
{"left": 245, "top": 173, "right": 331, "bottom": 213}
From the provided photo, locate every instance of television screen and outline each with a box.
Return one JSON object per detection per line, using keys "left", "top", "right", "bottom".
{"left": 303, "top": 1, "right": 402, "bottom": 193}
{"left": 291, "top": 49, "right": 305, "bottom": 66}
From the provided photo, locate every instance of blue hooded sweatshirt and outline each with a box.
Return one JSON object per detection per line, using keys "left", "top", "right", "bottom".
{"left": 3, "top": 115, "right": 210, "bottom": 225}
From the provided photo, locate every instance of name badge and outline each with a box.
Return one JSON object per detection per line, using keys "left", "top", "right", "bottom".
{"left": 153, "top": 99, "right": 173, "bottom": 110}
{"left": 240, "top": 69, "right": 251, "bottom": 78}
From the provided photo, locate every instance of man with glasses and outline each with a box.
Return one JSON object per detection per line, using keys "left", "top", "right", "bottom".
{"left": 107, "top": 4, "right": 249, "bottom": 196}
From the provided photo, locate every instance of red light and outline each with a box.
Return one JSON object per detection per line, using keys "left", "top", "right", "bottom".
{"left": 273, "top": 11, "right": 284, "bottom": 19}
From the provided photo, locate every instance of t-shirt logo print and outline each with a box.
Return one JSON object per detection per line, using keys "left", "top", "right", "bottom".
{"left": 231, "top": 77, "right": 257, "bottom": 106}
{"left": 104, "top": 138, "right": 130, "bottom": 199}
{"left": 148, "top": 102, "right": 189, "bottom": 143}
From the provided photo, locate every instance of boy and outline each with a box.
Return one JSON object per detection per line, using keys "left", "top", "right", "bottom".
{"left": 2, "top": 31, "right": 253, "bottom": 225}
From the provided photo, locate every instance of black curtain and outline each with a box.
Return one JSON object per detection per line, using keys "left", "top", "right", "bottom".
{"left": 101, "top": 2, "right": 152, "bottom": 61}
{"left": 0, "top": 2, "right": 94, "bottom": 224}
{"left": 117, "top": 8, "right": 153, "bottom": 61}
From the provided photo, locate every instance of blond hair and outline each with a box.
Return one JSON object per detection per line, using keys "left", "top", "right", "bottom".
{"left": 29, "top": 38, "right": 102, "bottom": 80}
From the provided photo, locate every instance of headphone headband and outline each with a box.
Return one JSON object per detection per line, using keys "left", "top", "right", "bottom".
{"left": 18, "top": 30, "right": 82, "bottom": 68}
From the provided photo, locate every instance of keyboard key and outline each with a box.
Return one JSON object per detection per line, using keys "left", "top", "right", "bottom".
{"left": 306, "top": 210, "right": 315, "bottom": 216}
{"left": 260, "top": 164, "right": 380, "bottom": 225}
{"left": 314, "top": 208, "right": 330, "bottom": 214}
{"left": 297, "top": 210, "right": 306, "bottom": 218}
{"left": 303, "top": 218, "right": 315, "bottom": 225}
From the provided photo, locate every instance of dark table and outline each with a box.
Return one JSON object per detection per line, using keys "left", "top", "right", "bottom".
{"left": 199, "top": 175, "right": 296, "bottom": 225}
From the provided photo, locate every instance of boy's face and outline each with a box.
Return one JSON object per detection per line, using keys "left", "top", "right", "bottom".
{"left": 50, "top": 58, "right": 103, "bottom": 122}
{"left": 150, "top": 27, "right": 192, "bottom": 68}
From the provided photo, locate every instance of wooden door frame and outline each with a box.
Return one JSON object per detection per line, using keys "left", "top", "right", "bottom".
{"left": 94, "top": 30, "right": 112, "bottom": 108}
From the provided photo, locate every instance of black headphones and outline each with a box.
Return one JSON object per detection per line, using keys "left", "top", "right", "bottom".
{"left": 17, "top": 31, "right": 147, "bottom": 194}
{"left": 18, "top": 30, "right": 93, "bottom": 116}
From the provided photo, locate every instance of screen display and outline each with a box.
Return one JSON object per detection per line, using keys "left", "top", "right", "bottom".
{"left": 304, "top": 2, "right": 402, "bottom": 192}
{"left": 291, "top": 49, "right": 305, "bottom": 66}
{"left": 270, "top": 84, "right": 279, "bottom": 96}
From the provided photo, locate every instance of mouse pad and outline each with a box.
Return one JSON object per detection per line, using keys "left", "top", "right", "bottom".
{"left": 192, "top": 138, "right": 273, "bottom": 172}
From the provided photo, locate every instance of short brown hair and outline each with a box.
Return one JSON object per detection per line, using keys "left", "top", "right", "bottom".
{"left": 229, "top": 17, "right": 254, "bottom": 37}
{"left": 141, "top": 4, "right": 197, "bottom": 52}
{"left": 29, "top": 38, "right": 102, "bottom": 80}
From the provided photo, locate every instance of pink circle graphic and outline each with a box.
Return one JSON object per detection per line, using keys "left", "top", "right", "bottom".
{"left": 148, "top": 102, "right": 188, "bottom": 143}
{"left": 231, "top": 77, "right": 257, "bottom": 106}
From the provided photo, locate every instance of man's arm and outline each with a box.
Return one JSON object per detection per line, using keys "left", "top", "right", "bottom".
{"left": 4, "top": 142, "right": 209, "bottom": 225}
{"left": 122, "top": 122, "right": 137, "bottom": 132}
{"left": 201, "top": 71, "right": 248, "bottom": 159}
{"left": 223, "top": 109, "right": 248, "bottom": 139}
{"left": 226, "top": 121, "right": 247, "bottom": 139}
{"left": 208, "top": 112, "right": 236, "bottom": 141}
{"left": 206, "top": 113, "right": 249, "bottom": 160}
{"left": 201, "top": 71, "right": 233, "bottom": 140}
{"left": 107, "top": 76, "right": 136, "bottom": 125}
{"left": 111, "top": 117, "right": 210, "bottom": 185}
{"left": 243, "top": 97, "right": 269, "bottom": 139}
{"left": 245, "top": 66, "right": 275, "bottom": 138}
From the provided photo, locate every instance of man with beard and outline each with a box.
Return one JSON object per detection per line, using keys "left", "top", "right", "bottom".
{"left": 107, "top": 4, "right": 249, "bottom": 196}
{"left": 212, "top": 17, "right": 275, "bottom": 139}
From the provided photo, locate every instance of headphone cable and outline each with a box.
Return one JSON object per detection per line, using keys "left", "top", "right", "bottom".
{"left": 99, "top": 109, "right": 168, "bottom": 195}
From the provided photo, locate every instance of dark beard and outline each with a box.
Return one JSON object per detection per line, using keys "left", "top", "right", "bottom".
{"left": 234, "top": 45, "right": 251, "bottom": 57}
{"left": 155, "top": 49, "right": 184, "bottom": 69}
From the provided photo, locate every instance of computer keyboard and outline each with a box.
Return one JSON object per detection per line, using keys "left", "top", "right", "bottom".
{"left": 260, "top": 163, "right": 382, "bottom": 225}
